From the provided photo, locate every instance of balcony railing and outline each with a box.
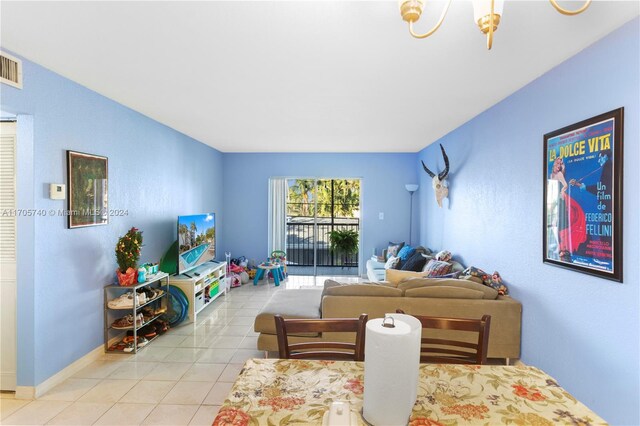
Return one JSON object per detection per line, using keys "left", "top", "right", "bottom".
{"left": 286, "top": 220, "right": 359, "bottom": 267}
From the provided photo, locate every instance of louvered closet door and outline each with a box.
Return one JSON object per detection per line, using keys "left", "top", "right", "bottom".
{"left": 0, "top": 121, "right": 17, "bottom": 391}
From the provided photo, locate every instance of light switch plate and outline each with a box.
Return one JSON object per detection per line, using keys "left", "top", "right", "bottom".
{"left": 378, "top": 212, "right": 384, "bottom": 220}
{"left": 50, "top": 183, "right": 65, "bottom": 199}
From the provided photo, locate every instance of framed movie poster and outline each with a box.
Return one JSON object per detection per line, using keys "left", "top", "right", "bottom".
{"left": 543, "top": 108, "right": 623, "bottom": 282}
{"left": 67, "top": 150, "right": 108, "bottom": 228}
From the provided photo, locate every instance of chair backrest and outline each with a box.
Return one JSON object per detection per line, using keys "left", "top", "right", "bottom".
{"left": 396, "top": 310, "right": 491, "bottom": 365}
{"left": 274, "top": 314, "right": 368, "bottom": 361}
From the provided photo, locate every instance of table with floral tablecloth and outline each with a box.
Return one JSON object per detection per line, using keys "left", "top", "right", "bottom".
{"left": 213, "top": 358, "right": 606, "bottom": 426}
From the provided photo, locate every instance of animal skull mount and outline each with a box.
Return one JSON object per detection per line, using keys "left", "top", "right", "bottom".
{"left": 421, "top": 144, "right": 450, "bottom": 208}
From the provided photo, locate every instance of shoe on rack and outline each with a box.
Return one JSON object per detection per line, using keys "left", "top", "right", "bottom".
{"left": 138, "top": 288, "right": 150, "bottom": 300}
{"left": 146, "top": 326, "right": 158, "bottom": 339}
{"left": 136, "top": 291, "right": 148, "bottom": 305}
{"left": 139, "top": 324, "right": 157, "bottom": 339}
{"left": 108, "top": 341, "right": 126, "bottom": 351}
{"left": 145, "top": 288, "right": 158, "bottom": 300}
{"left": 112, "top": 314, "right": 143, "bottom": 329}
{"left": 155, "top": 319, "right": 169, "bottom": 334}
{"left": 137, "top": 336, "right": 149, "bottom": 347}
{"left": 123, "top": 342, "right": 135, "bottom": 353}
{"left": 153, "top": 306, "right": 167, "bottom": 315}
{"left": 107, "top": 292, "right": 138, "bottom": 309}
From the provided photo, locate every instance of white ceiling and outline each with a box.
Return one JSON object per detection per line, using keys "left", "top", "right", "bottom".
{"left": 1, "top": 1, "right": 638, "bottom": 152}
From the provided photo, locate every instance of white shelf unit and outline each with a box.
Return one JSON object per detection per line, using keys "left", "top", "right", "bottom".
{"left": 103, "top": 272, "right": 169, "bottom": 354}
{"left": 169, "top": 261, "right": 226, "bottom": 323}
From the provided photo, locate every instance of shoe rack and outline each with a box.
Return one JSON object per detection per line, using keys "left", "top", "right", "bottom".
{"left": 103, "top": 272, "right": 169, "bottom": 354}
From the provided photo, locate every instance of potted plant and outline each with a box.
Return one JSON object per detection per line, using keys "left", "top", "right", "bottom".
{"left": 115, "top": 227, "right": 143, "bottom": 286}
{"left": 328, "top": 229, "right": 359, "bottom": 266}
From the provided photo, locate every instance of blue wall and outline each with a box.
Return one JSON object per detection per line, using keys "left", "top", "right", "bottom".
{"left": 221, "top": 153, "right": 418, "bottom": 265}
{"left": 417, "top": 19, "right": 639, "bottom": 425}
{"left": 1, "top": 54, "right": 225, "bottom": 386}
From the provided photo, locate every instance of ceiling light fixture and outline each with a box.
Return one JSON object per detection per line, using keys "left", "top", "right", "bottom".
{"left": 400, "top": 0, "right": 592, "bottom": 49}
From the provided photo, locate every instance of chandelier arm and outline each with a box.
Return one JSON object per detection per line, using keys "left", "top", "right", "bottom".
{"left": 408, "top": 0, "right": 453, "bottom": 39}
{"left": 487, "top": 0, "right": 495, "bottom": 49}
{"left": 549, "top": 0, "right": 591, "bottom": 16}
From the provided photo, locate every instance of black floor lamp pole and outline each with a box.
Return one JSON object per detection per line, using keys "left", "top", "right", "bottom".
{"left": 409, "top": 192, "right": 414, "bottom": 245}
{"left": 405, "top": 184, "right": 419, "bottom": 246}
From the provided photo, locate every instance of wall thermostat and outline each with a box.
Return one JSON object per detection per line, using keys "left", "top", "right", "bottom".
{"left": 50, "top": 183, "right": 66, "bottom": 200}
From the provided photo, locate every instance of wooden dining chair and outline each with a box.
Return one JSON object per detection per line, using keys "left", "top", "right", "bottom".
{"left": 274, "top": 314, "right": 368, "bottom": 361}
{"left": 396, "top": 310, "right": 491, "bottom": 365}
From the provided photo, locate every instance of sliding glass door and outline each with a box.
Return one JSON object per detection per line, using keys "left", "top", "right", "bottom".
{"left": 286, "top": 179, "right": 360, "bottom": 276}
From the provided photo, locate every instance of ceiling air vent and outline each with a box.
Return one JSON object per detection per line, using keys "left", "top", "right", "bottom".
{"left": 0, "top": 52, "right": 23, "bottom": 89}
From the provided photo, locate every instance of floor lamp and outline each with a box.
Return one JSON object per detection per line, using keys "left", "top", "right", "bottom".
{"left": 405, "top": 184, "right": 419, "bottom": 245}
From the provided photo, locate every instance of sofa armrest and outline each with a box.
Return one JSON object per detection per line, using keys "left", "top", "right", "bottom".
{"left": 401, "top": 296, "right": 522, "bottom": 359}
{"left": 366, "top": 259, "right": 387, "bottom": 282}
{"left": 368, "top": 259, "right": 386, "bottom": 269}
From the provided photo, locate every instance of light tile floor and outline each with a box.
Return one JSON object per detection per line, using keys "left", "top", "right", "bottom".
{"left": 1, "top": 275, "right": 361, "bottom": 425}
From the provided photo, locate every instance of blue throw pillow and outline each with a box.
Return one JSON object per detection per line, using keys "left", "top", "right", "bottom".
{"left": 397, "top": 245, "right": 415, "bottom": 261}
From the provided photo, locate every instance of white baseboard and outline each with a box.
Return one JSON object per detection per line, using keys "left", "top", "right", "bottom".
{"left": 15, "top": 343, "right": 106, "bottom": 400}
{"left": 0, "top": 372, "right": 16, "bottom": 392}
{"left": 15, "top": 386, "right": 35, "bottom": 399}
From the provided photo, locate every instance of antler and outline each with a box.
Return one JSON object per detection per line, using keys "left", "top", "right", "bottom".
{"left": 438, "top": 144, "right": 449, "bottom": 181}
{"left": 421, "top": 160, "right": 435, "bottom": 178}
{"left": 422, "top": 144, "right": 450, "bottom": 179}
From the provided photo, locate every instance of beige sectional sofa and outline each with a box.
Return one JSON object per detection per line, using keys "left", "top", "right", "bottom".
{"left": 254, "top": 272, "right": 523, "bottom": 362}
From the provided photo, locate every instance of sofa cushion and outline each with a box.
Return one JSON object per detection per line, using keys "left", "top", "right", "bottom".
{"left": 462, "top": 275, "right": 484, "bottom": 284}
{"left": 386, "top": 268, "right": 467, "bottom": 287}
{"left": 421, "top": 253, "right": 435, "bottom": 262}
{"left": 414, "top": 246, "right": 431, "bottom": 255}
{"left": 423, "top": 259, "right": 452, "bottom": 277}
{"left": 323, "top": 283, "right": 402, "bottom": 297}
{"left": 450, "top": 261, "right": 465, "bottom": 272}
{"left": 386, "top": 241, "right": 405, "bottom": 259}
{"left": 254, "top": 288, "right": 323, "bottom": 335}
{"left": 385, "top": 269, "right": 427, "bottom": 287}
{"left": 434, "top": 250, "right": 452, "bottom": 262}
{"left": 400, "top": 251, "right": 428, "bottom": 272}
{"left": 397, "top": 245, "right": 416, "bottom": 261}
{"left": 404, "top": 286, "right": 484, "bottom": 299}
{"left": 322, "top": 279, "right": 342, "bottom": 298}
{"left": 460, "top": 267, "right": 509, "bottom": 295}
{"left": 384, "top": 256, "right": 401, "bottom": 270}
{"left": 432, "top": 271, "right": 462, "bottom": 279}
{"left": 398, "top": 278, "right": 499, "bottom": 300}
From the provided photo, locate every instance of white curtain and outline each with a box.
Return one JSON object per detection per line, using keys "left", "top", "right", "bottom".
{"left": 268, "top": 178, "right": 287, "bottom": 255}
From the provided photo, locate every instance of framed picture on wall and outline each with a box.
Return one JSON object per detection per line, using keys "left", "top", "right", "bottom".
{"left": 543, "top": 108, "right": 623, "bottom": 282}
{"left": 67, "top": 150, "right": 109, "bottom": 229}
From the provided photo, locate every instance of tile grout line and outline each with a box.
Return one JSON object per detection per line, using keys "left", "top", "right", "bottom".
{"left": 5, "top": 276, "right": 351, "bottom": 425}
